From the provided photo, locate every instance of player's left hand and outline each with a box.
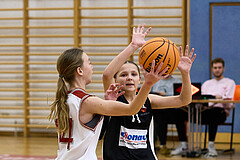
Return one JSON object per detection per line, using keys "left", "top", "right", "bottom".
{"left": 131, "top": 24, "right": 151, "bottom": 49}
{"left": 177, "top": 45, "right": 196, "bottom": 73}
{"left": 104, "top": 83, "right": 125, "bottom": 100}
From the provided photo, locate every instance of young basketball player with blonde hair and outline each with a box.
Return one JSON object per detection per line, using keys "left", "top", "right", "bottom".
{"left": 49, "top": 25, "right": 168, "bottom": 160}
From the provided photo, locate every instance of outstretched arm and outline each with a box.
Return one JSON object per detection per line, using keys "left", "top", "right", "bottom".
{"left": 102, "top": 24, "right": 151, "bottom": 91}
{"left": 83, "top": 60, "right": 168, "bottom": 117}
{"left": 150, "top": 45, "right": 196, "bottom": 109}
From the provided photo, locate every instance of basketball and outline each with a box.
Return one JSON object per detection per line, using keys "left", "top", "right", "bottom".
{"left": 138, "top": 37, "right": 180, "bottom": 75}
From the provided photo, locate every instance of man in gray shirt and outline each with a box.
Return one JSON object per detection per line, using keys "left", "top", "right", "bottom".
{"left": 152, "top": 75, "right": 187, "bottom": 156}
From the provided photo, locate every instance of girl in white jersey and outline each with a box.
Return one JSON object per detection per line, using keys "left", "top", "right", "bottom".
{"left": 49, "top": 25, "right": 168, "bottom": 160}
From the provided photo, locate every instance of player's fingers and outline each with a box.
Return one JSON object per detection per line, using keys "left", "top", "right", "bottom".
{"left": 137, "top": 24, "right": 141, "bottom": 33}
{"left": 150, "top": 60, "right": 155, "bottom": 74}
{"left": 140, "top": 64, "right": 147, "bottom": 74}
{"left": 158, "top": 67, "right": 168, "bottom": 76}
{"left": 184, "top": 45, "right": 189, "bottom": 56}
{"left": 140, "top": 24, "right": 145, "bottom": 33}
{"left": 189, "top": 48, "right": 194, "bottom": 58}
{"left": 155, "top": 62, "right": 163, "bottom": 74}
{"left": 133, "top": 27, "right": 136, "bottom": 34}
{"left": 179, "top": 46, "right": 183, "bottom": 57}
{"left": 144, "top": 27, "right": 152, "bottom": 36}
{"left": 117, "top": 91, "right": 125, "bottom": 97}
{"left": 191, "top": 54, "right": 197, "bottom": 62}
{"left": 115, "top": 85, "right": 124, "bottom": 93}
{"left": 162, "top": 74, "right": 170, "bottom": 79}
{"left": 108, "top": 83, "right": 116, "bottom": 91}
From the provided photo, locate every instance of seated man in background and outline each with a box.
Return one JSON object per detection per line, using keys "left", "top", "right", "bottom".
{"left": 152, "top": 74, "right": 187, "bottom": 156}
{"left": 171, "top": 57, "right": 236, "bottom": 158}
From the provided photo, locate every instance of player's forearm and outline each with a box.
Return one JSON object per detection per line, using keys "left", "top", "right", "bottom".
{"left": 129, "top": 82, "right": 152, "bottom": 114}
{"left": 103, "top": 43, "right": 139, "bottom": 78}
{"left": 179, "top": 72, "right": 192, "bottom": 105}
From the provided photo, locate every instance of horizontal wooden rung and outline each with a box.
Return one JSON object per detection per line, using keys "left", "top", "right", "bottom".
{"left": 27, "top": 115, "right": 48, "bottom": 119}
{"left": 0, "top": 124, "right": 24, "bottom": 127}
{"left": 27, "top": 97, "right": 52, "bottom": 101}
{"left": 27, "top": 7, "right": 73, "bottom": 10}
{"left": 79, "top": 34, "right": 128, "bottom": 38}
{"left": 0, "top": 26, "right": 23, "bottom": 29}
{"left": 0, "top": 97, "right": 24, "bottom": 101}
{"left": 27, "top": 79, "right": 57, "bottom": 83}
{"left": 141, "top": 25, "right": 182, "bottom": 28}
{"left": 0, "top": 88, "right": 24, "bottom": 92}
{"left": 27, "top": 124, "right": 55, "bottom": 128}
{"left": 149, "top": 34, "right": 182, "bottom": 37}
{"left": 0, "top": 8, "right": 23, "bottom": 11}
{"left": 0, "top": 44, "right": 23, "bottom": 47}
{"left": 28, "top": 61, "right": 109, "bottom": 65}
{"left": 0, "top": 70, "right": 23, "bottom": 74}
{"left": 27, "top": 34, "right": 73, "bottom": 38}
{"left": 27, "top": 107, "right": 50, "bottom": 110}
{"left": 79, "top": 25, "right": 127, "bottom": 28}
{"left": 0, "top": 115, "right": 24, "bottom": 119}
{"left": 79, "top": 44, "right": 127, "bottom": 47}
{"left": 27, "top": 70, "right": 57, "bottom": 74}
{"left": 88, "top": 52, "right": 138, "bottom": 56}
{"left": 79, "top": 7, "right": 127, "bottom": 10}
{"left": 27, "top": 88, "right": 104, "bottom": 93}
{"left": 0, "top": 106, "right": 24, "bottom": 110}
{"left": 0, "top": 61, "right": 23, "bottom": 65}
{"left": 27, "top": 88, "right": 56, "bottom": 92}
{"left": 26, "top": 43, "right": 73, "bottom": 47}
{"left": 134, "top": 15, "right": 182, "bottom": 19}
{"left": 29, "top": 16, "right": 74, "bottom": 19}
{"left": 132, "top": 6, "right": 182, "bottom": 9}
{"left": 0, "top": 35, "right": 22, "bottom": 38}
{"left": 0, "top": 53, "right": 23, "bottom": 56}
{"left": 28, "top": 25, "right": 74, "bottom": 29}
{"left": 0, "top": 79, "right": 23, "bottom": 83}
{"left": 27, "top": 52, "right": 60, "bottom": 56}
{"left": 0, "top": 17, "right": 23, "bottom": 20}
{"left": 28, "top": 79, "right": 101, "bottom": 83}
{"left": 27, "top": 61, "right": 56, "bottom": 65}
{"left": 27, "top": 34, "right": 74, "bottom": 38}
{"left": 81, "top": 16, "right": 128, "bottom": 19}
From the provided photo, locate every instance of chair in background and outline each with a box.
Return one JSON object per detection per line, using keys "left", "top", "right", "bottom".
{"left": 203, "top": 85, "right": 240, "bottom": 153}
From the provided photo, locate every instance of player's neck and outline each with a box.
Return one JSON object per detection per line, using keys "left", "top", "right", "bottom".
{"left": 123, "top": 92, "right": 136, "bottom": 103}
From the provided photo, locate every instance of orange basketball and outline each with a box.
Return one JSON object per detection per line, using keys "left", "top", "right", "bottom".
{"left": 139, "top": 37, "right": 180, "bottom": 75}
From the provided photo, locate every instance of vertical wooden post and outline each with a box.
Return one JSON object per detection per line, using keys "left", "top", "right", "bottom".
{"left": 128, "top": 0, "right": 133, "bottom": 61}
{"left": 23, "top": 0, "right": 29, "bottom": 137}
{"left": 182, "top": 0, "right": 187, "bottom": 49}
{"left": 74, "top": 0, "right": 81, "bottom": 48}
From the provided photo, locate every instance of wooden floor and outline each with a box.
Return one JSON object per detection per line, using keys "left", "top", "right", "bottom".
{"left": 0, "top": 136, "right": 240, "bottom": 160}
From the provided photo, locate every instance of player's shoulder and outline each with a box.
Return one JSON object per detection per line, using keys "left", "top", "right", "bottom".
{"left": 69, "top": 88, "right": 92, "bottom": 99}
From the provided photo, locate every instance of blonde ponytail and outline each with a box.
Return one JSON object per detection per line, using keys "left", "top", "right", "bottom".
{"left": 49, "top": 48, "right": 84, "bottom": 134}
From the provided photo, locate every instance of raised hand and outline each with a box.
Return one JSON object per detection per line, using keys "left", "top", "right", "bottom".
{"left": 140, "top": 60, "right": 169, "bottom": 86}
{"left": 104, "top": 83, "right": 125, "bottom": 100}
{"left": 177, "top": 45, "right": 196, "bottom": 74}
{"left": 131, "top": 24, "right": 151, "bottom": 49}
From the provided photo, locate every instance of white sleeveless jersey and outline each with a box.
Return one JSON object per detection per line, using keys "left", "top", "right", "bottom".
{"left": 56, "top": 88, "right": 103, "bottom": 160}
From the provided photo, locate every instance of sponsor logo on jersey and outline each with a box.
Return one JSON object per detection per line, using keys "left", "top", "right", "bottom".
{"left": 119, "top": 126, "right": 147, "bottom": 149}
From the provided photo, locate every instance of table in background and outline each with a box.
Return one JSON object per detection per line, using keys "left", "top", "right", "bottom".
{"left": 185, "top": 99, "right": 240, "bottom": 157}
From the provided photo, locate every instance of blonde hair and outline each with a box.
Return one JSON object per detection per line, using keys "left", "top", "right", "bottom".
{"left": 49, "top": 48, "right": 84, "bottom": 134}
